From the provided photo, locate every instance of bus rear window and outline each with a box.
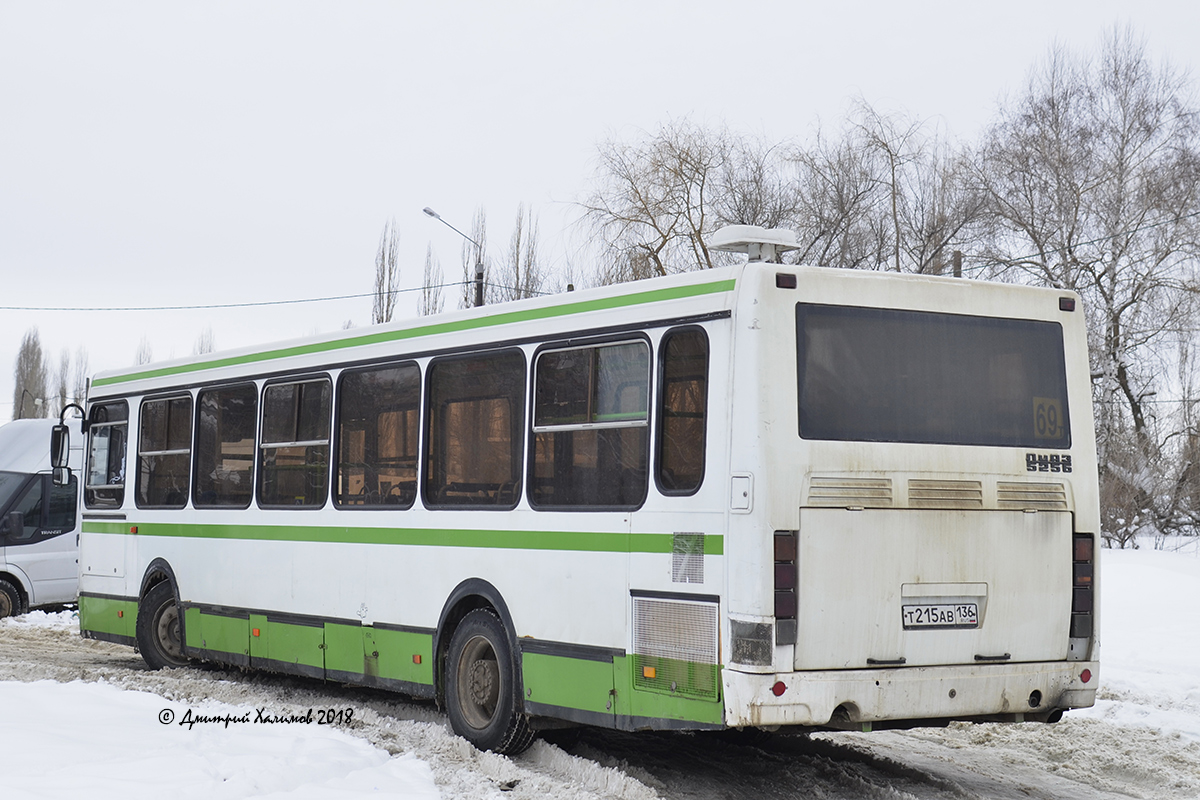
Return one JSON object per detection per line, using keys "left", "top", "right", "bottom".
{"left": 796, "top": 304, "right": 1070, "bottom": 448}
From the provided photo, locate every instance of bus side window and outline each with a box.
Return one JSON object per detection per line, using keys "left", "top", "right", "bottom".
{"left": 424, "top": 350, "right": 525, "bottom": 508}
{"left": 194, "top": 385, "right": 257, "bottom": 509}
{"left": 530, "top": 340, "right": 650, "bottom": 509}
{"left": 85, "top": 401, "right": 129, "bottom": 509}
{"left": 336, "top": 363, "right": 420, "bottom": 509}
{"left": 657, "top": 328, "right": 709, "bottom": 495}
{"left": 259, "top": 379, "right": 332, "bottom": 508}
{"left": 137, "top": 395, "right": 193, "bottom": 508}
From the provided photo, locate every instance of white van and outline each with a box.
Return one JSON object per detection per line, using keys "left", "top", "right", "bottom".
{"left": 0, "top": 418, "right": 83, "bottom": 617}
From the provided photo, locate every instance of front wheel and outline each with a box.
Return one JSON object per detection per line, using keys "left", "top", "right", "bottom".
{"left": 445, "top": 608, "right": 534, "bottom": 754}
{"left": 136, "top": 582, "right": 189, "bottom": 669}
{"left": 0, "top": 578, "right": 23, "bottom": 618}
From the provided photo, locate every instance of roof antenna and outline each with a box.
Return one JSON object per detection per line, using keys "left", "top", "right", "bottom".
{"left": 709, "top": 225, "right": 800, "bottom": 264}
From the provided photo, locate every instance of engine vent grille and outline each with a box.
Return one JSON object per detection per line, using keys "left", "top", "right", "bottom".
{"left": 807, "top": 477, "right": 893, "bottom": 508}
{"left": 909, "top": 479, "right": 984, "bottom": 509}
{"left": 997, "top": 482, "right": 1069, "bottom": 510}
{"left": 632, "top": 596, "right": 719, "bottom": 699}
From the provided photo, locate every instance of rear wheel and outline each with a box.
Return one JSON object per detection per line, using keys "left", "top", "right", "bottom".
{"left": 445, "top": 608, "right": 534, "bottom": 754}
{"left": 0, "top": 579, "right": 23, "bottom": 618}
{"left": 136, "top": 582, "right": 189, "bottom": 669}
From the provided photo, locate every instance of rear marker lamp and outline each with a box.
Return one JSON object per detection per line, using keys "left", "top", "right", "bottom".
{"left": 1070, "top": 534, "right": 1094, "bottom": 639}
{"left": 774, "top": 531, "right": 798, "bottom": 645}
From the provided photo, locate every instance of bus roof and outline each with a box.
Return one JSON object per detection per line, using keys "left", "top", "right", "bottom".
{"left": 87, "top": 262, "right": 1080, "bottom": 399}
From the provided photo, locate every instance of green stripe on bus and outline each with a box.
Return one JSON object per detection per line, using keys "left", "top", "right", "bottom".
{"left": 81, "top": 521, "right": 724, "bottom": 555}
{"left": 92, "top": 279, "right": 736, "bottom": 388}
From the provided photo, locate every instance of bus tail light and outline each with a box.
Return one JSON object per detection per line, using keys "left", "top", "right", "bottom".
{"left": 775, "top": 531, "right": 797, "bottom": 645}
{"left": 1069, "top": 533, "right": 1094, "bottom": 639}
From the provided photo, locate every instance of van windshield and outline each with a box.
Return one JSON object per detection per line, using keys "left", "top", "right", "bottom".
{"left": 0, "top": 471, "right": 30, "bottom": 512}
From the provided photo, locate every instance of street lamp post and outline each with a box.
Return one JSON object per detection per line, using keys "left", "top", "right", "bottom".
{"left": 17, "top": 388, "right": 43, "bottom": 420}
{"left": 423, "top": 207, "right": 485, "bottom": 308}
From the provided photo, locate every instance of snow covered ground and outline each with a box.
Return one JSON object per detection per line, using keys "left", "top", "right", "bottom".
{"left": 1, "top": 541, "right": 1198, "bottom": 799}
{"left": 1075, "top": 541, "right": 1200, "bottom": 743}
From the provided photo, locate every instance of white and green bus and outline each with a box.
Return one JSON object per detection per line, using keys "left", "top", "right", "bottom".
{"left": 56, "top": 226, "right": 1099, "bottom": 753}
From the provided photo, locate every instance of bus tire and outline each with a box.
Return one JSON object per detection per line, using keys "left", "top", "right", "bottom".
{"left": 136, "top": 582, "right": 189, "bottom": 670}
{"left": 445, "top": 608, "right": 534, "bottom": 754}
{"left": 0, "top": 578, "right": 23, "bottom": 618}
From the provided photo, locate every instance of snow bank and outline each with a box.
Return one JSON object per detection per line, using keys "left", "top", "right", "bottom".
{"left": 1074, "top": 544, "right": 1200, "bottom": 742}
{"left": 0, "top": 679, "right": 439, "bottom": 799}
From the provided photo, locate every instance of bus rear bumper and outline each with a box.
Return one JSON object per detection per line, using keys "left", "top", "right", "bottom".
{"left": 722, "top": 660, "right": 1098, "bottom": 729}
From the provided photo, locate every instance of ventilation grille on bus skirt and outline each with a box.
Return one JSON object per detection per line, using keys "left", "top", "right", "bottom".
{"left": 997, "top": 481, "right": 1069, "bottom": 510}
{"left": 908, "top": 479, "right": 984, "bottom": 509}
{"left": 632, "top": 596, "right": 719, "bottom": 699}
{"left": 807, "top": 477, "right": 893, "bottom": 508}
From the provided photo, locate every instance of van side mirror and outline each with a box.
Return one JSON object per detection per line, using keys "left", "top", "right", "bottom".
{"left": 0, "top": 511, "right": 21, "bottom": 537}
{"left": 52, "top": 466, "right": 73, "bottom": 487}
{"left": 50, "top": 424, "right": 70, "bottom": 469}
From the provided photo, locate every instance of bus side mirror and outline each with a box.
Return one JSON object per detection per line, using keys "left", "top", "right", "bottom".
{"left": 50, "top": 424, "right": 70, "bottom": 469}
{"left": 52, "top": 466, "right": 73, "bottom": 487}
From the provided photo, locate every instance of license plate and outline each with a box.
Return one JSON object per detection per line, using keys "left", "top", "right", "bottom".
{"left": 902, "top": 603, "right": 979, "bottom": 630}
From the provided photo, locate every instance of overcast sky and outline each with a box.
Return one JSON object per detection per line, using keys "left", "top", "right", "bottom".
{"left": 2, "top": 1, "right": 1198, "bottom": 416}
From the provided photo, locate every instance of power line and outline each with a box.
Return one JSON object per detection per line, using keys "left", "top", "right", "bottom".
{"left": 0, "top": 280, "right": 551, "bottom": 313}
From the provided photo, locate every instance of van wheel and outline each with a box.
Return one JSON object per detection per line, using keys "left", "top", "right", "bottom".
{"left": 136, "top": 582, "right": 189, "bottom": 669}
{"left": 0, "top": 579, "right": 23, "bottom": 618}
{"left": 445, "top": 608, "right": 534, "bottom": 754}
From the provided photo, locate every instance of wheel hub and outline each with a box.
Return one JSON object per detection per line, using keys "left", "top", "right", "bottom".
{"left": 157, "top": 606, "right": 183, "bottom": 659}
{"left": 469, "top": 659, "right": 498, "bottom": 706}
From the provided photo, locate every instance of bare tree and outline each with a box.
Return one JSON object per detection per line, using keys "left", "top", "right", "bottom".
{"left": 583, "top": 112, "right": 979, "bottom": 281}
{"left": 420, "top": 243, "right": 445, "bottom": 316}
{"left": 136, "top": 336, "right": 153, "bottom": 366}
{"left": 490, "top": 204, "right": 544, "bottom": 302}
{"left": 582, "top": 120, "right": 732, "bottom": 284}
{"left": 790, "top": 122, "right": 892, "bottom": 270}
{"left": 193, "top": 327, "right": 215, "bottom": 356}
{"left": 972, "top": 27, "right": 1200, "bottom": 543}
{"left": 787, "top": 103, "right": 983, "bottom": 274}
{"left": 373, "top": 217, "right": 400, "bottom": 325}
{"left": 12, "top": 328, "right": 47, "bottom": 419}
{"left": 711, "top": 135, "right": 801, "bottom": 231}
{"left": 853, "top": 101, "right": 927, "bottom": 272}
{"left": 53, "top": 349, "right": 69, "bottom": 416}
{"left": 71, "top": 346, "right": 89, "bottom": 406}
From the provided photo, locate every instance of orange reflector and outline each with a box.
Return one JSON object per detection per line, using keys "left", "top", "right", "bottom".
{"left": 412, "top": 654, "right": 422, "bottom": 665}
{"left": 252, "top": 628, "right": 260, "bottom": 637}
{"left": 117, "top": 610, "right": 123, "bottom": 618}
{"left": 642, "top": 666, "right": 656, "bottom": 679}
{"left": 129, "top": 526, "right": 138, "bottom": 534}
